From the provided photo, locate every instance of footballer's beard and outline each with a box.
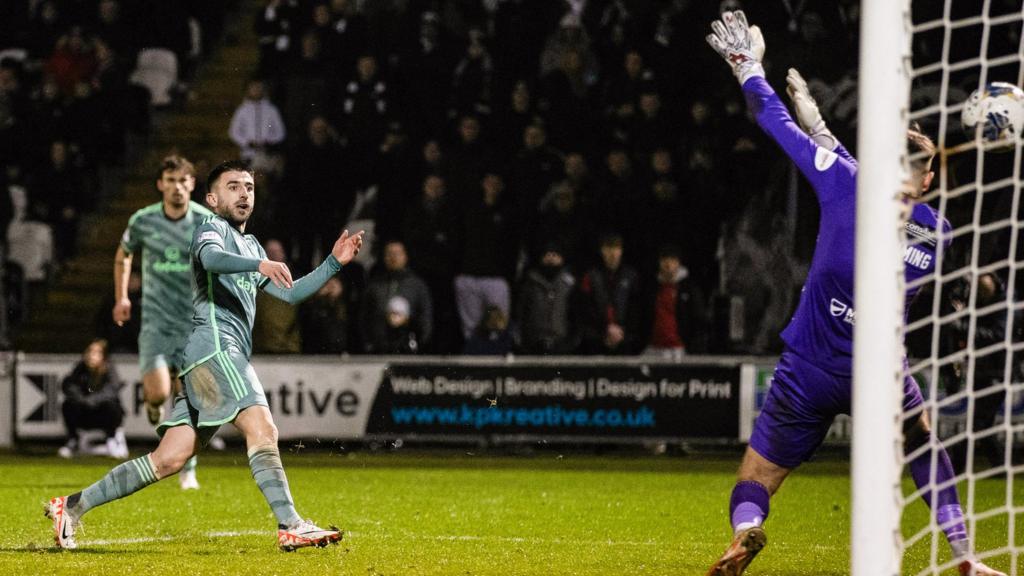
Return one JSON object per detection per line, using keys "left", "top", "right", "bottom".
{"left": 217, "top": 204, "right": 251, "bottom": 229}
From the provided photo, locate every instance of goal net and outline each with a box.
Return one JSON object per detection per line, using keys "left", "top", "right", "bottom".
{"left": 854, "top": 1, "right": 1024, "bottom": 575}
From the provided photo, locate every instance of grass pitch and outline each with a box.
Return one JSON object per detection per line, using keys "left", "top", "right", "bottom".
{"left": 0, "top": 449, "right": 1019, "bottom": 575}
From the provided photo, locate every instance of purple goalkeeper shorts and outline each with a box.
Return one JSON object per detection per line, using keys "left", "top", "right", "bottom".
{"left": 749, "top": 349, "right": 923, "bottom": 469}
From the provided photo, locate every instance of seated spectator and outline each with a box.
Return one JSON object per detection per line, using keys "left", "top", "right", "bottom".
{"left": 464, "top": 305, "right": 513, "bottom": 356}
{"left": 641, "top": 245, "right": 706, "bottom": 360}
{"left": 229, "top": 77, "right": 286, "bottom": 174}
{"left": 299, "top": 276, "right": 350, "bottom": 354}
{"left": 254, "top": 239, "right": 302, "bottom": 353}
{"left": 515, "top": 244, "right": 578, "bottom": 355}
{"left": 59, "top": 339, "right": 127, "bottom": 459}
{"left": 360, "top": 240, "right": 433, "bottom": 353}
{"left": 577, "top": 233, "right": 642, "bottom": 355}
{"left": 382, "top": 296, "right": 419, "bottom": 353}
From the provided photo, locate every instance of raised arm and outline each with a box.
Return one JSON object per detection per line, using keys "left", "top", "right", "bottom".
{"left": 262, "top": 230, "right": 364, "bottom": 306}
{"left": 707, "top": 11, "right": 855, "bottom": 203}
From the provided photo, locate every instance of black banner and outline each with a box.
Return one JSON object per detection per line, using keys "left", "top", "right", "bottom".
{"left": 366, "top": 364, "right": 740, "bottom": 439}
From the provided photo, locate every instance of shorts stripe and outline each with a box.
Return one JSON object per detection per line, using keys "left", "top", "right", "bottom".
{"left": 224, "top": 354, "right": 249, "bottom": 399}
{"left": 216, "top": 354, "right": 244, "bottom": 400}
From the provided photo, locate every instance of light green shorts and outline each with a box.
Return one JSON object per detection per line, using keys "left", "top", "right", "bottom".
{"left": 155, "top": 350, "right": 268, "bottom": 444}
{"left": 138, "top": 328, "right": 188, "bottom": 375}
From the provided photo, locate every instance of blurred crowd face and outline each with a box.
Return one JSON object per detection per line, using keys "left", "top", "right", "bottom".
{"left": 157, "top": 168, "right": 195, "bottom": 209}
{"left": 308, "top": 116, "right": 331, "bottom": 146}
{"left": 459, "top": 116, "right": 481, "bottom": 144}
{"left": 265, "top": 238, "right": 287, "bottom": 262}
{"left": 422, "top": 140, "right": 442, "bottom": 165}
{"left": 83, "top": 341, "right": 106, "bottom": 371}
{"left": 523, "top": 124, "right": 546, "bottom": 150}
{"left": 651, "top": 149, "right": 673, "bottom": 175}
{"left": 564, "top": 153, "right": 587, "bottom": 181}
{"left": 98, "top": 0, "right": 119, "bottom": 24}
{"left": 357, "top": 56, "right": 377, "bottom": 82}
{"left": 624, "top": 51, "right": 643, "bottom": 79}
{"left": 423, "top": 175, "right": 445, "bottom": 201}
{"left": 51, "top": 141, "right": 68, "bottom": 168}
{"left": 384, "top": 242, "right": 408, "bottom": 272}
{"left": 511, "top": 81, "right": 530, "bottom": 112}
{"left": 606, "top": 150, "right": 630, "bottom": 177}
{"left": 319, "top": 276, "right": 343, "bottom": 300}
{"left": 245, "top": 79, "right": 265, "bottom": 101}
{"left": 600, "top": 241, "right": 623, "bottom": 271}
{"left": 659, "top": 254, "right": 681, "bottom": 279}
{"left": 313, "top": 4, "right": 331, "bottom": 26}
{"left": 481, "top": 174, "right": 503, "bottom": 204}
{"left": 552, "top": 182, "right": 575, "bottom": 213}
{"left": 639, "top": 93, "right": 661, "bottom": 117}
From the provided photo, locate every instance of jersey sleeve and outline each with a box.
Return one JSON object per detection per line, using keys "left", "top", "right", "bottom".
{"left": 742, "top": 76, "right": 856, "bottom": 204}
{"left": 120, "top": 213, "right": 142, "bottom": 253}
{"left": 192, "top": 218, "right": 226, "bottom": 260}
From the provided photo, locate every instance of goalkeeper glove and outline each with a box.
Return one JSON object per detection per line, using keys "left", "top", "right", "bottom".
{"left": 706, "top": 10, "right": 765, "bottom": 85}
{"left": 786, "top": 67, "right": 839, "bottom": 150}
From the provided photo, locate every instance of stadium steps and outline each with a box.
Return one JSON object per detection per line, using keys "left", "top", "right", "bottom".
{"left": 16, "top": 0, "right": 262, "bottom": 353}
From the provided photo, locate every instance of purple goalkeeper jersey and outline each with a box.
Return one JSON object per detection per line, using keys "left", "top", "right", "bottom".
{"left": 742, "top": 76, "right": 951, "bottom": 376}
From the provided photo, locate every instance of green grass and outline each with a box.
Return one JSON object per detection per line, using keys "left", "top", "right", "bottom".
{"left": 0, "top": 449, "right": 1020, "bottom": 575}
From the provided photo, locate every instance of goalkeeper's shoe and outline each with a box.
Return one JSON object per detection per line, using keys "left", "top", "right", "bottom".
{"left": 277, "top": 520, "right": 342, "bottom": 552}
{"left": 706, "top": 526, "right": 766, "bottom": 576}
{"left": 145, "top": 403, "right": 164, "bottom": 426}
{"left": 45, "top": 496, "right": 78, "bottom": 549}
{"left": 959, "top": 559, "right": 1008, "bottom": 576}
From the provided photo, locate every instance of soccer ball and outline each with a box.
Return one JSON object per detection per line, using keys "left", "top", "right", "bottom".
{"left": 961, "top": 82, "right": 1024, "bottom": 147}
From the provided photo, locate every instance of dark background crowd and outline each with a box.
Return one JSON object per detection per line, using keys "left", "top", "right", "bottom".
{"left": 2, "top": 0, "right": 1023, "bottom": 360}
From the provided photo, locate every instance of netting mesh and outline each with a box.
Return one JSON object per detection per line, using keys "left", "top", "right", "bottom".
{"left": 899, "top": 1, "right": 1024, "bottom": 573}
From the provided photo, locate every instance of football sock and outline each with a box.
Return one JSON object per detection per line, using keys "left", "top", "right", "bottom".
{"left": 181, "top": 455, "right": 197, "bottom": 474}
{"left": 66, "top": 454, "right": 159, "bottom": 518}
{"left": 730, "top": 480, "right": 770, "bottom": 533}
{"left": 908, "top": 436, "right": 969, "bottom": 557}
{"left": 248, "top": 444, "right": 302, "bottom": 527}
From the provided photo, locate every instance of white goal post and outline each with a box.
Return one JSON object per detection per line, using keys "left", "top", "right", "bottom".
{"left": 852, "top": 1, "right": 911, "bottom": 575}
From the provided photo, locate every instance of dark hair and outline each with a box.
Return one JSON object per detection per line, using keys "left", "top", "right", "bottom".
{"left": 84, "top": 338, "right": 110, "bottom": 390}
{"left": 907, "top": 124, "right": 936, "bottom": 172}
{"left": 658, "top": 244, "right": 682, "bottom": 261}
{"left": 599, "top": 233, "right": 624, "bottom": 248}
{"left": 157, "top": 154, "right": 194, "bottom": 181}
{"left": 206, "top": 160, "right": 252, "bottom": 192}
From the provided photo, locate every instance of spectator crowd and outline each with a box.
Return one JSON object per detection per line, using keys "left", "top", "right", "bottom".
{"left": 0, "top": 0, "right": 232, "bottom": 337}
{"left": 224, "top": 0, "right": 873, "bottom": 357}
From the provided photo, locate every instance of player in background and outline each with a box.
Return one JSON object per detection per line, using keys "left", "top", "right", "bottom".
{"left": 48, "top": 160, "right": 364, "bottom": 551}
{"left": 114, "top": 155, "right": 213, "bottom": 490}
{"left": 704, "top": 12, "right": 1005, "bottom": 576}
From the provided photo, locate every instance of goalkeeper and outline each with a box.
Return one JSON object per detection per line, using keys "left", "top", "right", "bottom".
{"left": 703, "top": 11, "right": 1005, "bottom": 576}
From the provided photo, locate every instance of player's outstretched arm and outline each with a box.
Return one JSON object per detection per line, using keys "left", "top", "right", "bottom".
{"left": 707, "top": 11, "right": 853, "bottom": 202}
{"left": 262, "top": 230, "right": 364, "bottom": 305}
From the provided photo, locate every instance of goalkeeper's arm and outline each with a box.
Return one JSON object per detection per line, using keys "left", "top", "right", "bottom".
{"left": 785, "top": 68, "right": 857, "bottom": 165}
{"left": 706, "top": 11, "right": 855, "bottom": 202}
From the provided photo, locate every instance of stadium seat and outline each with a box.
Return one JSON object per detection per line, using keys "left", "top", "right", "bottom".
{"left": 129, "top": 48, "right": 179, "bottom": 107}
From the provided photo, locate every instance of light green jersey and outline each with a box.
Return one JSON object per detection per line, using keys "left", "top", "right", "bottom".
{"left": 120, "top": 201, "right": 214, "bottom": 336}
{"left": 181, "top": 215, "right": 268, "bottom": 374}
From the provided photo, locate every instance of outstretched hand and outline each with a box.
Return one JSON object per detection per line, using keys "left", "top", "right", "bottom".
{"left": 332, "top": 230, "right": 365, "bottom": 265}
{"left": 706, "top": 11, "right": 765, "bottom": 84}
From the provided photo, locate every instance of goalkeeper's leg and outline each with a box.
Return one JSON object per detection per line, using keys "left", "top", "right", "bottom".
{"left": 903, "top": 376, "right": 1007, "bottom": 576}
{"left": 706, "top": 447, "right": 789, "bottom": 576}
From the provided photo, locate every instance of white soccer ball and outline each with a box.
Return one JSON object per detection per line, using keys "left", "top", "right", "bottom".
{"left": 961, "top": 81, "right": 1024, "bottom": 148}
